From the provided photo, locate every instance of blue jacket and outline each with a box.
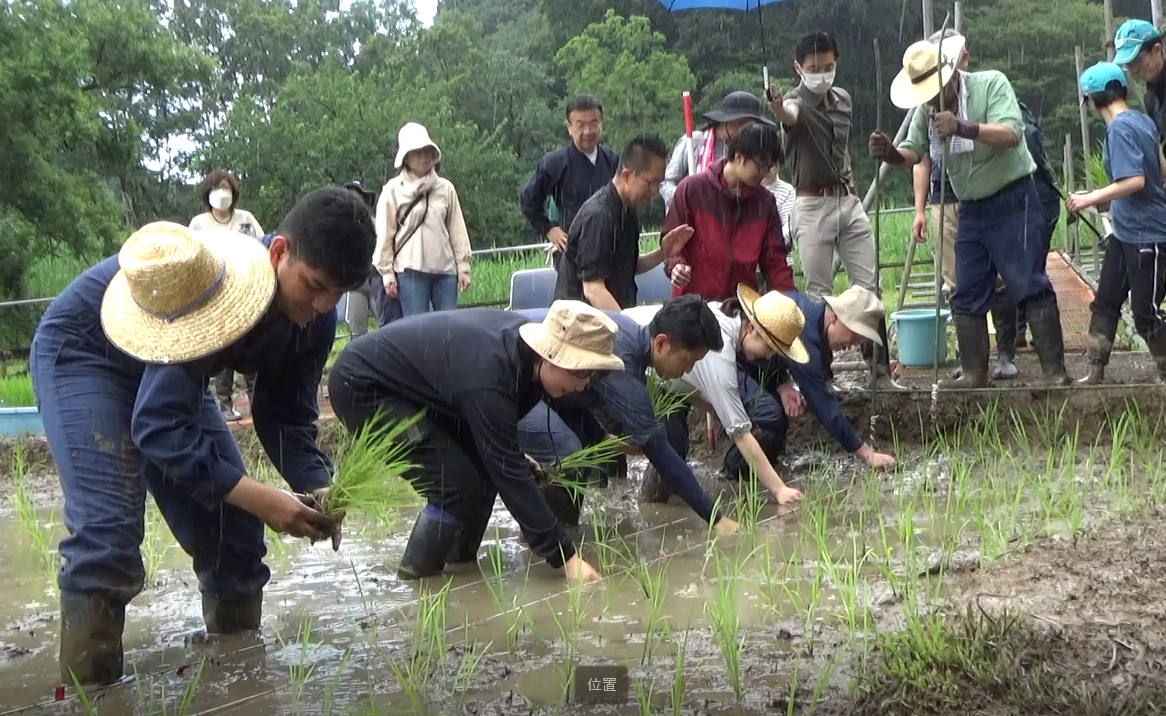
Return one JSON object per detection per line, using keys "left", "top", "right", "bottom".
{"left": 34, "top": 233, "right": 335, "bottom": 508}
{"left": 782, "top": 292, "right": 865, "bottom": 453}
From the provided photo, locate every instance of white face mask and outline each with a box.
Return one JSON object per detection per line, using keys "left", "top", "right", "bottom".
{"left": 209, "top": 188, "right": 233, "bottom": 211}
{"left": 800, "top": 69, "right": 836, "bottom": 95}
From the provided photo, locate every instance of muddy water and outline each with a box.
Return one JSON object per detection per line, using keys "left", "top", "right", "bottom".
{"left": 0, "top": 455, "right": 964, "bottom": 716}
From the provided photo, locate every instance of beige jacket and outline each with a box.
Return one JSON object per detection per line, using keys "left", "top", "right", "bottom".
{"left": 374, "top": 172, "right": 471, "bottom": 277}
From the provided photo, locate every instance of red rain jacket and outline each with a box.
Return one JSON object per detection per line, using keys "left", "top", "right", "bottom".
{"left": 662, "top": 159, "right": 794, "bottom": 301}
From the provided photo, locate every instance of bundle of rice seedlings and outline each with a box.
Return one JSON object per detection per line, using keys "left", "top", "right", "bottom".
{"left": 542, "top": 434, "right": 629, "bottom": 501}
{"left": 322, "top": 408, "right": 424, "bottom": 519}
{"left": 646, "top": 370, "right": 695, "bottom": 418}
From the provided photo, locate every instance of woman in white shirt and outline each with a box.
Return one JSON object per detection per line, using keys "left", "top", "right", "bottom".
{"left": 188, "top": 169, "right": 262, "bottom": 421}
{"left": 374, "top": 123, "right": 472, "bottom": 317}
{"left": 625, "top": 285, "right": 808, "bottom": 505}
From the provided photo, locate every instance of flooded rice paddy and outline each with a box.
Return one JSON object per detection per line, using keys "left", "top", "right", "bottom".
{"left": 3, "top": 396, "right": 1166, "bottom": 714}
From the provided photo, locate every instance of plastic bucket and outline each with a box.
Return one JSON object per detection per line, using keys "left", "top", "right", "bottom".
{"left": 891, "top": 308, "right": 951, "bottom": 367}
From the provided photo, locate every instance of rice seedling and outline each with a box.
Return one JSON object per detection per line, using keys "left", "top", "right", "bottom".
{"left": 77, "top": 659, "right": 205, "bottom": 716}
{"left": 482, "top": 528, "right": 533, "bottom": 655}
{"left": 141, "top": 503, "right": 172, "bottom": 587}
{"left": 454, "top": 617, "right": 491, "bottom": 708}
{"left": 274, "top": 616, "right": 317, "bottom": 710}
{"left": 9, "top": 441, "right": 55, "bottom": 582}
{"left": 0, "top": 374, "right": 34, "bottom": 406}
{"left": 323, "top": 408, "right": 424, "bottom": 520}
{"left": 543, "top": 435, "right": 629, "bottom": 503}
{"left": 670, "top": 626, "right": 689, "bottom": 716}
{"left": 645, "top": 370, "right": 694, "bottom": 418}
{"left": 632, "top": 535, "right": 670, "bottom": 665}
{"left": 385, "top": 579, "right": 451, "bottom": 711}
{"left": 548, "top": 552, "right": 590, "bottom": 703}
{"left": 705, "top": 544, "right": 748, "bottom": 700}
{"left": 633, "top": 674, "right": 656, "bottom": 715}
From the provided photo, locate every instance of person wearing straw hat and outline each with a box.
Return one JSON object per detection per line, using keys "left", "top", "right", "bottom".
{"left": 869, "top": 39, "right": 1071, "bottom": 388}
{"left": 512, "top": 295, "right": 740, "bottom": 536}
{"left": 661, "top": 90, "right": 776, "bottom": 210}
{"left": 327, "top": 300, "right": 622, "bottom": 584}
{"left": 1069, "top": 62, "right": 1166, "bottom": 384}
{"left": 626, "top": 285, "right": 809, "bottom": 505}
{"left": 30, "top": 187, "right": 377, "bottom": 687}
{"left": 375, "top": 122, "right": 472, "bottom": 318}
{"left": 759, "top": 287, "right": 897, "bottom": 470}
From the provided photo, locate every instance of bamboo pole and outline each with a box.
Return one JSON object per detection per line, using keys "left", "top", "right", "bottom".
{"left": 1104, "top": 0, "right": 1115, "bottom": 61}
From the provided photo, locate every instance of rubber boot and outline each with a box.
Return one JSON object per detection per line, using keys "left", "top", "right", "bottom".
{"left": 1078, "top": 312, "right": 1118, "bottom": 385}
{"left": 951, "top": 313, "right": 991, "bottom": 388}
{"left": 862, "top": 318, "right": 907, "bottom": 390}
{"left": 59, "top": 591, "right": 126, "bottom": 687}
{"left": 989, "top": 291, "right": 1019, "bottom": 380}
{"left": 540, "top": 482, "right": 582, "bottom": 528}
{"left": 1145, "top": 329, "right": 1166, "bottom": 383}
{"left": 446, "top": 497, "right": 493, "bottom": 565}
{"left": 1026, "top": 301, "right": 1071, "bottom": 386}
{"left": 218, "top": 396, "right": 241, "bottom": 422}
{"left": 1015, "top": 305, "right": 1029, "bottom": 349}
{"left": 639, "top": 465, "right": 672, "bottom": 504}
{"left": 202, "top": 591, "right": 263, "bottom": 634}
{"left": 397, "top": 507, "right": 460, "bottom": 581}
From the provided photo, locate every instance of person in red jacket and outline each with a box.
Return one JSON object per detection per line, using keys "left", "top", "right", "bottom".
{"left": 662, "top": 123, "right": 794, "bottom": 301}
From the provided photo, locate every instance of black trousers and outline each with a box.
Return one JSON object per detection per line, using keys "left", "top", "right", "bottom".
{"left": 214, "top": 368, "right": 255, "bottom": 404}
{"left": 1091, "top": 238, "right": 1166, "bottom": 342}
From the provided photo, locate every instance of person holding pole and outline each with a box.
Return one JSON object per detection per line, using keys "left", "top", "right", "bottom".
{"left": 767, "top": 31, "right": 903, "bottom": 391}
{"left": 869, "top": 40, "right": 1071, "bottom": 388}
{"left": 1069, "top": 62, "right": 1166, "bottom": 383}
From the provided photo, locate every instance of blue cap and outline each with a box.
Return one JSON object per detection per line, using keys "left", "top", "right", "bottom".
{"left": 1114, "top": 19, "right": 1162, "bottom": 65}
{"left": 1079, "top": 62, "right": 1128, "bottom": 96}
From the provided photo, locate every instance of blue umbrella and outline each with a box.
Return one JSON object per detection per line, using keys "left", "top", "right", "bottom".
{"left": 655, "top": 0, "right": 793, "bottom": 87}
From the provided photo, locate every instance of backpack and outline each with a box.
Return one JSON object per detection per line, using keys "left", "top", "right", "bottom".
{"left": 1019, "top": 101, "right": 1058, "bottom": 190}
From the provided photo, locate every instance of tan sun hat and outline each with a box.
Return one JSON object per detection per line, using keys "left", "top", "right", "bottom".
{"left": 890, "top": 39, "right": 957, "bottom": 110}
{"left": 519, "top": 300, "right": 625, "bottom": 373}
{"left": 822, "top": 286, "right": 885, "bottom": 346}
{"left": 100, "top": 222, "right": 277, "bottom": 364}
{"left": 736, "top": 284, "right": 810, "bottom": 364}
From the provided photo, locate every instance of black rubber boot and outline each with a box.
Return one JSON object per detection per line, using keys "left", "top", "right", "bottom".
{"left": 1026, "top": 301, "right": 1071, "bottom": 386}
{"left": 990, "top": 291, "right": 1019, "bottom": 380}
{"left": 951, "top": 313, "right": 991, "bottom": 388}
{"left": 1145, "top": 329, "right": 1166, "bottom": 383}
{"left": 639, "top": 465, "right": 672, "bottom": 504}
{"left": 446, "top": 497, "right": 493, "bottom": 565}
{"left": 862, "top": 317, "right": 907, "bottom": 390}
{"left": 540, "top": 482, "right": 582, "bottom": 528}
{"left": 1078, "top": 312, "right": 1119, "bottom": 385}
{"left": 202, "top": 591, "right": 263, "bottom": 634}
{"left": 1015, "top": 305, "right": 1030, "bottom": 348}
{"left": 59, "top": 591, "right": 126, "bottom": 687}
{"left": 397, "top": 508, "right": 460, "bottom": 581}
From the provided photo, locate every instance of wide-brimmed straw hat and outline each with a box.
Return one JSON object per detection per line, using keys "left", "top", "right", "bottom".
{"left": 100, "top": 222, "right": 276, "bottom": 364}
{"left": 394, "top": 123, "right": 442, "bottom": 169}
{"left": 736, "top": 284, "right": 810, "bottom": 364}
{"left": 890, "top": 39, "right": 957, "bottom": 110}
{"left": 519, "top": 300, "right": 625, "bottom": 373}
{"left": 823, "top": 286, "right": 885, "bottom": 346}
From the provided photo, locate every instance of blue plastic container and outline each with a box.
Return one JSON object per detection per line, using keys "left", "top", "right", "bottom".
{"left": 891, "top": 308, "right": 951, "bottom": 367}
{"left": 0, "top": 407, "right": 44, "bottom": 437}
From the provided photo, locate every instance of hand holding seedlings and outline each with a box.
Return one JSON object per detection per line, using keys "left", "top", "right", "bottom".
{"left": 253, "top": 486, "right": 338, "bottom": 545}
{"left": 294, "top": 488, "right": 345, "bottom": 551}
{"left": 524, "top": 453, "right": 547, "bottom": 483}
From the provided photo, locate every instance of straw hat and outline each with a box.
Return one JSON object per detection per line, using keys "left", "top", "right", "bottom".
{"left": 100, "top": 222, "right": 277, "bottom": 364}
{"left": 519, "top": 300, "right": 625, "bottom": 373}
{"left": 890, "top": 39, "right": 956, "bottom": 110}
{"left": 736, "top": 284, "right": 810, "bottom": 364}
{"left": 823, "top": 286, "right": 885, "bottom": 346}
{"left": 394, "top": 123, "right": 441, "bottom": 169}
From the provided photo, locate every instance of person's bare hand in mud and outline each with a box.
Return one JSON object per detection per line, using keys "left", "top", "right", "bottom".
{"left": 670, "top": 263, "right": 692, "bottom": 288}
{"left": 770, "top": 483, "right": 803, "bottom": 505}
{"left": 713, "top": 516, "right": 740, "bottom": 537}
{"left": 776, "top": 383, "right": 805, "bottom": 418}
{"left": 856, "top": 444, "right": 896, "bottom": 470}
{"left": 564, "top": 554, "right": 601, "bottom": 583}
{"left": 296, "top": 488, "right": 345, "bottom": 551}
{"left": 660, "top": 224, "right": 694, "bottom": 257}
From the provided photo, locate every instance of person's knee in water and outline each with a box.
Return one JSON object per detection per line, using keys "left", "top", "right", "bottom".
{"left": 36, "top": 186, "right": 373, "bottom": 686}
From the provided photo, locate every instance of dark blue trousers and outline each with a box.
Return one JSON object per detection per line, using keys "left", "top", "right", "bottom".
{"left": 30, "top": 330, "right": 268, "bottom": 606}
{"left": 953, "top": 176, "right": 1058, "bottom": 316}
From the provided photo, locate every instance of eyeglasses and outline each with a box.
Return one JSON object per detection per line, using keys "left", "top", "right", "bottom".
{"left": 633, "top": 172, "right": 662, "bottom": 191}
{"left": 568, "top": 369, "right": 597, "bottom": 380}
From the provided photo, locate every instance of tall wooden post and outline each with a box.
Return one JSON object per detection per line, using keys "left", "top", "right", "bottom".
{"left": 954, "top": 1, "right": 963, "bottom": 33}
{"left": 1105, "top": 0, "right": 1115, "bottom": 61}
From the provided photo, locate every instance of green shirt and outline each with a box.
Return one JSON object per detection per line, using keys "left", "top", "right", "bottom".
{"left": 901, "top": 70, "right": 1037, "bottom": 201}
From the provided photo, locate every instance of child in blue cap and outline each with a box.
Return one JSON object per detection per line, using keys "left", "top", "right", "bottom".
{"left": 1068, "top": 61, "right": 1166, "bottom": 383}
{"left": 1114, "top": 19, "right": 1166, "bottom": 138}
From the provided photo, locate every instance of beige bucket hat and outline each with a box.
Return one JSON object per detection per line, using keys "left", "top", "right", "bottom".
{"left": 394, "top": 122, "right": 442, "bottom": 169}
{"left": 890, "top": 39, "right": 956, "bottom": 109}
{"left": 823, "top": 286, "right": 886, "bottom": 346}
{"left": 736, "top": 284, "right": 810, "bottom": 364}
{"left": 101, "top": 222, "right": 277, "bottom": 364}
{"left": 519, "top": 300, "right": 625, "bottom": 373}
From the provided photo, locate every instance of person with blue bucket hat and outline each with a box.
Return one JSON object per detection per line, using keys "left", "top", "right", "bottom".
{"left": 1067, "top": 62, "right": 1166, "bottom": 384}
{"left": 1113, "top": 19, "right": 1166, "bottom": 139}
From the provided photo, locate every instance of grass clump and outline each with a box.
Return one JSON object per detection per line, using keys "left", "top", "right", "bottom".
{"left": 324, "top": 408, "right": 424, "bottom": 519}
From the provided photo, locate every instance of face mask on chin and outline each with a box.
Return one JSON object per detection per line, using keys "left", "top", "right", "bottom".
{"left": 800, "top": 69, "right": 836, "bottom": 95}
{"left": 209, "top": 189, "right": 233, "bottom": 211}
